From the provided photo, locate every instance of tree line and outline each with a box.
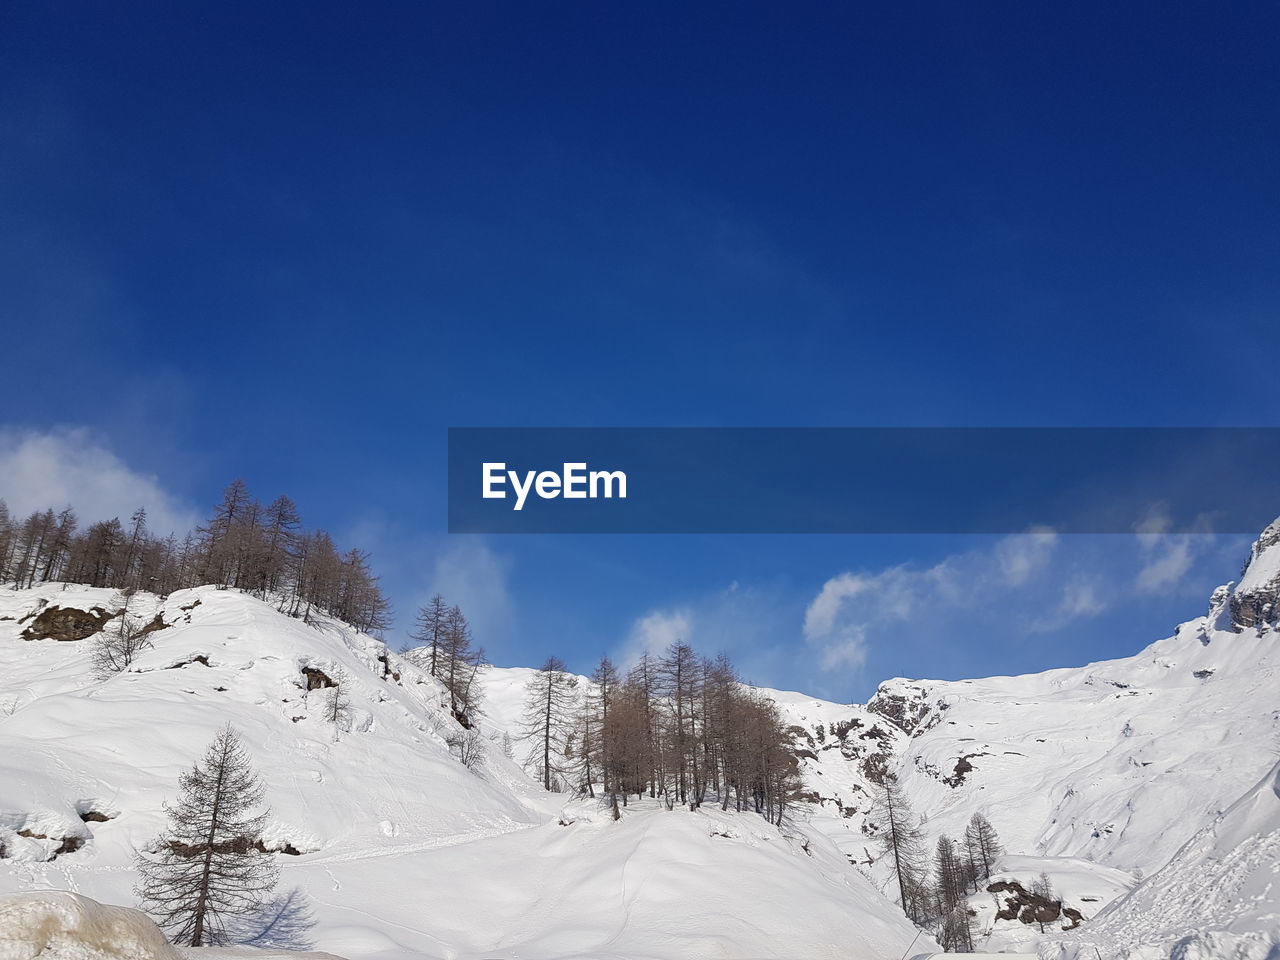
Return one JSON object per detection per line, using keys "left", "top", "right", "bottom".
{"left": 0, "top": 479, "right": 389, "bottom": 634}
{"left": 872, "top": 774, "right": 1004, "bottom": 950}
{"left": 519, "top": 642, "right": 802, "bottom": 827}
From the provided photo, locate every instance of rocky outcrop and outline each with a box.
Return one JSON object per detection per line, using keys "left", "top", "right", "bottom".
{"left": 1230, "top": 517, "right": 1280, "bottom": 629}
{"left": 987, "top": 879, "right": 1083, "bottom": 930}
{"left": 20, "top": 605, "right": 118, "bottom": 642}
{"left": 867, "top": 682, "right": 931, "bottom": 734}
{"left": 303, "top": 666, "right": 337, "bottom": 689}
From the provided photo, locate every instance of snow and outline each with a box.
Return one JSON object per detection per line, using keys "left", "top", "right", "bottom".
{"left": 964, "top": 855, "right": 1137, "bottom": 952}
{"left": 1045, "top": 760, "right": 1280, "bottom": 960}
{"left": 1, "top": 584, "right": 929, "bottom": 959}
{"left": 0, "top": 889, "right": 345, "bottom": 960}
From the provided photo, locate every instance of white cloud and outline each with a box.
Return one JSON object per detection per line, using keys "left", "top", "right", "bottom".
{"left": 423, "top": 537, "right": 512, "bottom": 648}
{"left": 802, "top": 565, "right": 926, "bottom": 677}
{"left": 1136, "top": 539, "right": 1196, "bottom": 593}
{"left": 0, "top": 426, "right": 198, "bottom": 536}
{"left": 803, "top": 571, "right": 874, "bottom": 639}
{"left": 618, "top": 608, "right": 693, "bottom": 668}
{"left": 1057, "top": 578, "right": 1106, "bottom": 619}
{"left": 801, "top": 530, "right": 1094, "bottom": 680}
{"left": 1132, "top": 505, "right": 1203, "bottom": 594}
{"left": 995, "top": 526, "right": 1059, "bottom": 585}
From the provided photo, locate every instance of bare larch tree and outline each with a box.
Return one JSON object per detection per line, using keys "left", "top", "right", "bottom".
{"left": 135, "top": 725, "right": 279, "bottom": 946}
{"left": 520, "top": 656, "right": 580, "bottom": 791}
{"left": 872, "top": 773, "right": 928, "bottom": 923}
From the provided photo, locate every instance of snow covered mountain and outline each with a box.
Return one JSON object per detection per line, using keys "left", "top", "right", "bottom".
{"left": 757, "top": 520, "right": 1280, "bottom": 950}
{"left": 2, "top": 518, "right": 1278, "bottom": 958}
{"left": 0, "top": 584, "right": 929, "bottom": 959}
{"left": 482, "top": 519, "right": 1280, "bottom": 953}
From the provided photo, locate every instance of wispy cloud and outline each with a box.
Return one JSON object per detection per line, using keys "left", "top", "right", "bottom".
{"left": 419, "top": 537, "right": 512, "bottom": 652}
{"left": 1133, "top": 505, "right": 1208, "bottom": 595}
{"left": 995, "top": 526, "right": 1059, "bottom": 585}
{"left": 617, "top": 608, "right": 693, "bottom": 668}
{"left": 0, "top": 425, "right": 198, "bottom": 536}
{"left": 800, "top": 529, "right": 1115, "bottom": 683}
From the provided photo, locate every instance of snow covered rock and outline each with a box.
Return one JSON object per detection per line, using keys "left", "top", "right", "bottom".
{"left": 0, "top": 890, "right": 181, "bottom": 960}
{"left": 1232, "top": 517, "right": 1280, "bottom": 629}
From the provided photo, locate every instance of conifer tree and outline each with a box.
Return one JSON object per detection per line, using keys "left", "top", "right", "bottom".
{"left": 520, "top": 656, "right": 580, "bottom": 791}
{"left": 135, "top": 725, "right": 279, "bottom": 946}
{"left": 872, "top": 774, "right": 928, "bottom": 923}
{"left": 964, "top": 811, "right": 1003, "bottom": 880}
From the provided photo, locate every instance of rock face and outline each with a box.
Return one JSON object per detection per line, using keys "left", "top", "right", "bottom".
{"left": 866, "top": 681, "right": 943, "bottom": 735}
{"left": 20, "top": 605, "right": 118, "bottom": 642}
{"left": 987, "top": 879, "right": 1083, "bottom": 930}
{"left": 1231, "top": 518, "right": 1280, "bottom": 629}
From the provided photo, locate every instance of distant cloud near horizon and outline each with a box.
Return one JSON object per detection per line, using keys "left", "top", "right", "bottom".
{"left": 0, "top": 425, "right": 198, "bottom": 536}
{"left": 802, "top": 529, "right": 1113, "bottom": 680}
{"left": 618, "top": 608, "right": 693, "bottom": 668}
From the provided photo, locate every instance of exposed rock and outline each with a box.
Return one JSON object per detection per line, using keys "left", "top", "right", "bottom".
{"left": 867, "top": 682, "right": 946, "bottom": 736}
{"left": 167, "top": 835, "right": 301, "bottom": 857}
{"left": 1230, "top": 517, "right": 1280, "bottom": 629}
{"left": 987, "top": 879, "right": 1082, "bottom": 930}
{"left": 138, "top": 613, "right": 169, "bottom": 638}
{"left": 303, "top": 666, "right": 337, "bottom": 690}
{"left": 20, "top": 605, "right": 118, "bottom": 642}
{"left": 16, "top": 830, "right": 85, "bottom": 857}
{"left": 867, "top": 683, "right": 930, "bottom": 734}
{"left": 165, "top": 654, "right": 210, "bottom": 669}
{"left": 942, "top": 752, "right": 989, "bottom": 788}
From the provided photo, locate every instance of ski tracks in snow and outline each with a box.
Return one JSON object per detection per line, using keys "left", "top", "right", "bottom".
{"left": 304, "top": 813, "right": 534, "bottom": 866}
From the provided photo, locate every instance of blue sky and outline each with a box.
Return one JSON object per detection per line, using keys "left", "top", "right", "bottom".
{"left": 2, "top": 3, "right": 1277, "bottom": 700}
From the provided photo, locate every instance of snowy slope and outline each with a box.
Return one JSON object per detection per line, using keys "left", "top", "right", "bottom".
{"left": 759, "top": 522, "right": 1280, "bottom": 892}
{"left": 867, "top": 587, "right": 1278, "bottom": 877}
{"left": 1046, "top": 759, "right": 1280, "bottom": 960}
{"left": 0, "top": 584, "right": 930, "bottom": 960}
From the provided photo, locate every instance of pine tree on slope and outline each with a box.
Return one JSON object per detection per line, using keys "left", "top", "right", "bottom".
{"left": 135, "top": 725, "right": 279, "bottom": 946}
{"left": 520, "top": 656, "right": 580, "bottom": 791}
{"left": 872, "top": 773, "right": 928, "bottom": 923}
